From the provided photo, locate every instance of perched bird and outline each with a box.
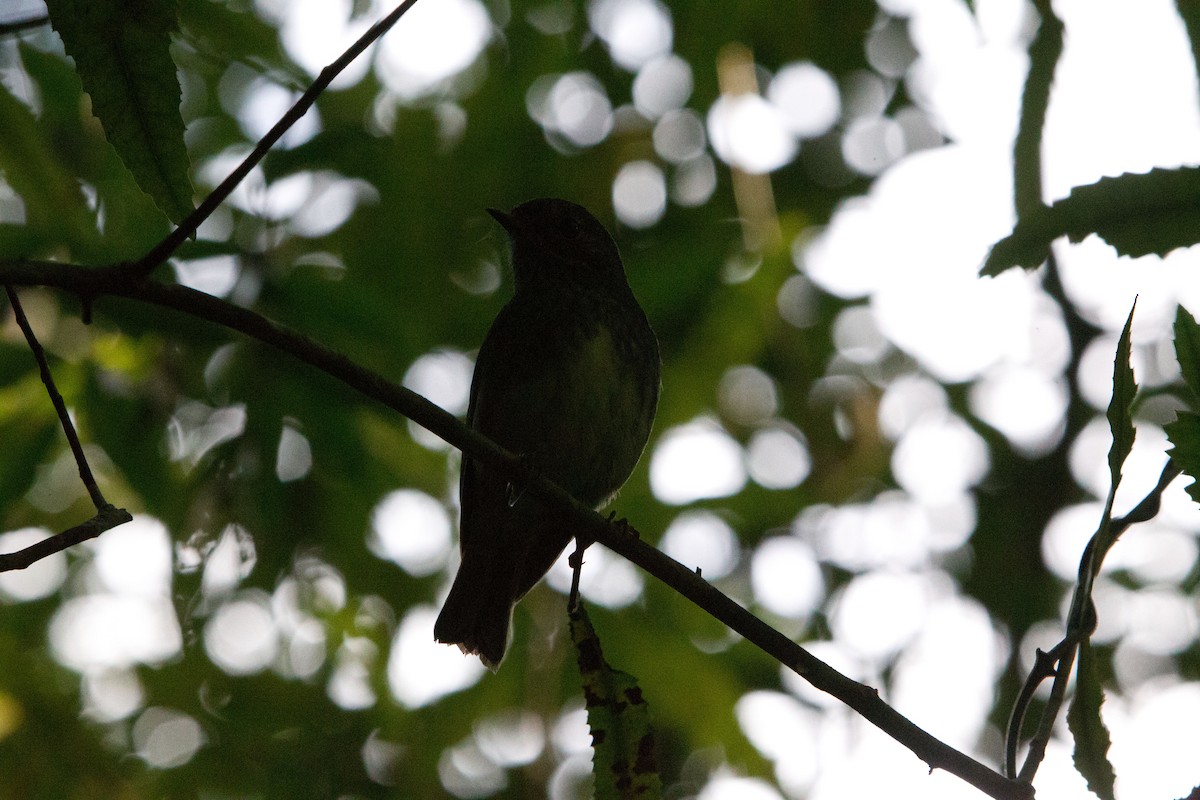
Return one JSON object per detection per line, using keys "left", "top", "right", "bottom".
{"left": 434, "top": 198, "right": 660, "bottom": 670}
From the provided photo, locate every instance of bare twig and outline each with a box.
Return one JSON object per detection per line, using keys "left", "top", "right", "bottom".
{"left": 126, "top": 0, "right": 422, "bottom": 278}
{"left": 1012, "top": 0, "right": 1063, "bottom": 217}
{"left": 5, "top": 285, "right": 108, "bottom": 510}
{"left": 999, "top": 0, "right": 1076, "bottom": 782}
{"left": 0, "top": 257, "right": 1032, "bottom": 799}
{"left": 0, "top": 504, "right": 132, "bottom": 572}
{"left": 1109, "top": 459, "right": 1182, "bottom": 533}
{"left": 0, "top": 14, "right": 48, "bottom": 36}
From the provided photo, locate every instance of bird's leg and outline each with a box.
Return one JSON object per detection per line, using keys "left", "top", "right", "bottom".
{"left": 567, "top": 531, "right": 595, "bottom": 611}
{"left": 568, "top": 509, "right": 634, "bottom": 609}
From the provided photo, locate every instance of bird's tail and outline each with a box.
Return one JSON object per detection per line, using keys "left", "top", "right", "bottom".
{"left": 433, "top": 556, "right": 514, "bottom": 671}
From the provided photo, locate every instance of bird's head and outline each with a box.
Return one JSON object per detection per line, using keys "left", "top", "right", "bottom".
{"left": 488, "top": 198, "right": 626, "bottom": 294}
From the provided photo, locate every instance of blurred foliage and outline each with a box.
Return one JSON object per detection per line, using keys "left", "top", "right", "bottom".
{"left": 0, "top": 0, "right": 1196, "bottom": 798}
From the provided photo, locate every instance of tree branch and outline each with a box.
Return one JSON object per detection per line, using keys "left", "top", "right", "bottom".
{"left": 0, "top": 504, "right": 132, "bottom": 571}
{"left": 127, "top": 0, "right": 422, "bottom": 278}
{"left": 0, "top": 257, "right": 1032, "bottom": 799}
{"left": 1, "top": 284, "right": 134, "bottom": 574}
{"left": 0, "top": 14, "right": 48, "bottom": 36}
{"left": 5, "top": 285, "right": 109, "bottom": 510}
{"left": 1013, "top": 0, "right": 1063, "bottom": 218}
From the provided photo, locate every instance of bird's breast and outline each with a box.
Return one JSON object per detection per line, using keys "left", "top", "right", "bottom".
{"left": 532, "top": 323, "right": 653, "bottom": 506}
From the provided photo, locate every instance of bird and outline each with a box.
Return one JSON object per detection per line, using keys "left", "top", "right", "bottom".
{"left": 433, "top": 198, "right": 661, "bottom": 670}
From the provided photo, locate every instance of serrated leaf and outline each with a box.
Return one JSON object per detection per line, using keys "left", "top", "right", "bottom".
{"left": 570, "top": 603, "right": 661, "bottom": 800}
{"left": 1174, "top": 784, "right": 1200, "bottom": 800}
{"left": 1165, "top": 412, "right": 1200, "bottom": 505}
{"left": 45, "top": 0, "right": 194, "bottom": 225}
{"left": 983, "top": 167, "right": 1200, "bottom": 276}
{"left": 1067, "top": 639, "right": 1116, "bottom": 800}
{"left": 1107, "top": 300, "right": 1138, "bottom": 486}
{"left": 1174, "top": 306, "right": 1200, "bottom": 405}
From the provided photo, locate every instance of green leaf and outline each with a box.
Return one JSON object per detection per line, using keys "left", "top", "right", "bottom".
{"left": 1067, "top": 639, "right": 1117, "bottom": 800}
{"left": 44, "top": 0, "right": 194, "bottom": 225}
{"left": 1174, "top": 306, "right": 1200, "bottom": 405}
{"left": 980, "top": 202, "right": 1056, "bottom": 274}
{"left": 570, "top": 603, "right": 662, "bottom": 800}
{"left": 1107, "top": 300, "right": 1138, "bottom": 487}
{"left": 0, "top": 377, "right": 60, "bottom": 505}
{"left": 983, "top": 167, "right": 1200, "bottom": 276}
{"left": 1166, "top": 412, "right": 1200, "bottom": 505}
{"left": 0, "top": 80, "right": 96, "bottom": 248}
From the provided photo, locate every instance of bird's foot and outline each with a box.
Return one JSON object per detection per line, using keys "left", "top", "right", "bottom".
{"left": 606, "top": 510, "right": 638, "bottom": 539}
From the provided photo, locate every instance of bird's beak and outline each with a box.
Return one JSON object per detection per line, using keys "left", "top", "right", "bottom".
{"left": 487, "top": 207, "right": 518, "bottom": 235}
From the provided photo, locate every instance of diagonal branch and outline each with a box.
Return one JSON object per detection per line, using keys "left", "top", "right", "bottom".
{"left": 5, "top": 285, "right": 108, "bottom": 510}
{"left": 126, "top": 0, "right": 421, "bottom": 278}
{"left": 0, "top": 504, "right": 132, "bottom": 571}
{"left": 2, "top": 284, "right": 134, "bottom": 573}
{"left": 0, "top": 257, "right": 1032, "bottom": 800}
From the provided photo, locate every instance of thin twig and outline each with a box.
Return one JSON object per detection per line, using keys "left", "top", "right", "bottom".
{"left": 0, "top": 14, "right": 48, "bottom": 36}
{"left": 126, "top": 0, "right": 421, "bottom": 278}
{"left": 1017, "top": 636, "right": 1078, "bottom": 783}
{"left": 1109, "top": 459, "right": 1182, "bottom": 533}
{"left": 1012, "top": 0, "right": 1063, "bottom": 217}
{"left": 0, "top": 505, "right": 132, "bottom": 572}
{"left": 1007, "top": 459, "right": 1182, "bottom": 779}
{"left": 999, "top": 0, "right": 1074, "bottom": 781}
{"left": 5, "top": 285, "right": 108, "bottom": 510}
{"left": 0, "top": 258, "right": 1031, "bottom": 800}
{"left": 1005, "top": 641, "right": 1066, "bottom": 777}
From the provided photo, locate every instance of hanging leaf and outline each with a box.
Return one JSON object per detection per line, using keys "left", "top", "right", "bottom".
{"left": 983, "top": 167, "right": 1200, "bottom": 275}
{"left": 1067, "top": 639, "right": 1117, "bottom": 800}
{"left": 44, "top": 0, "right": 194, "bottom": 225}
{"left": 1174, "top": 306, "right": 1200, "bottom": 405}
{"left": 570, "top": 603, "right": 662, "bottom": 800}
{"left": 1106, "top": 300, "right": 1138, "bottom": 486}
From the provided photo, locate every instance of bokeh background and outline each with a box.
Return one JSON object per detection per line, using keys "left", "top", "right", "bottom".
{"left": 1, "top": 0, "right": 1199, "bottom": 797}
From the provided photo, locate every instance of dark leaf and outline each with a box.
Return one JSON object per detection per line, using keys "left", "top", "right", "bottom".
{"left": 1165, "top": 412, "right": 1200, "bottom": 505}
{"left": 983, "top": 167, "right": 1200, "bottom": 275}
{"left": 1173, "top": 305, "right": 1200, "bottom": 405}
{"left": 45, "top": 0, "right": 194, "bottom": 224}
{"left": 1106, "top": 300, "right": 1137, "bottom": 487}
{"left": 1067, "top": 639, "right": 1117, "bottom": 800}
